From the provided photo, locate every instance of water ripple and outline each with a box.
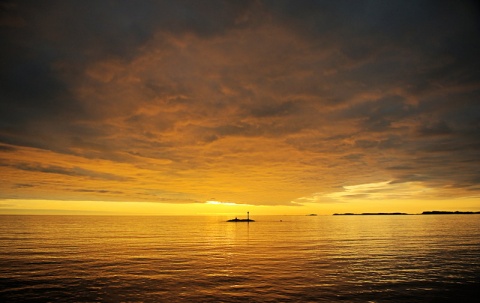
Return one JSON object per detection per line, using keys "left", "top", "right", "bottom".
{"left": 0, "top": 215, "right": 479, "bottom": 302}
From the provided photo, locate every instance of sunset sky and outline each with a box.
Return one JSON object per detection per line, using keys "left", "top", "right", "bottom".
{"left": 1, "top": 0, "right": 479, "bottom": 215}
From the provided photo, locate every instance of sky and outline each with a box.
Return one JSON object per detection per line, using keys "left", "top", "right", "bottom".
{"left": 1, "top": 0, "right": 480, "bottom": 215}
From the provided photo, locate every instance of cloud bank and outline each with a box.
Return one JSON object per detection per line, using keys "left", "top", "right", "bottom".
{"left": 1, "top": 0, "right": 479, "bottom": 207}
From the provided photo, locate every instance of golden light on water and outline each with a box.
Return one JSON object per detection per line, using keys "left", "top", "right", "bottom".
{"left": 1, "top": 209, "right": 479, "bottom": 301}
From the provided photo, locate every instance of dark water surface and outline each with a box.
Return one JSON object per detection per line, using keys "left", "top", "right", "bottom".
{"left": 0, "top": 215, "right": 479, "bottom": 302}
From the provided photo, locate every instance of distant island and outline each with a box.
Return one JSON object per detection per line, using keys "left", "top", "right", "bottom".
{"left": 333, "top": 212, "right": 408, "bottom": 216}
{"left": 422, "top": 211, "right": 480, "bottom": 215}
{"left": 227, "top": 218, "right": 255, "bottom": 222}
{"left": 333, "top": 211, "right": 480, "bottom": 216}
{"left": 227, "top": 211, "right": 255, "bottom": 222}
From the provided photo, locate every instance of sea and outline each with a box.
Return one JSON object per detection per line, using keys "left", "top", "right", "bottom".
{"left": 0, "top": 214, "right": 479, "bottom": 302}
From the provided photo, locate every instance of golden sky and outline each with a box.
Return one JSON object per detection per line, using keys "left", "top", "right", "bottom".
{"left": 1, "top": 1, "right": 479, "bottom": 215}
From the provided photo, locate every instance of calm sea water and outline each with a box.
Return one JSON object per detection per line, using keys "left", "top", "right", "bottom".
{"left": 0, "top": 215, "right": 479, "bottom": 302}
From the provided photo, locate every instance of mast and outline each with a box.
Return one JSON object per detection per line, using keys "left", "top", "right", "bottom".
{"left": 247, "top": 211, "right": 250, "bottom": 220}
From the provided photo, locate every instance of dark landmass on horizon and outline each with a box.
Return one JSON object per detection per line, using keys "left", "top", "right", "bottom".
{"left": 422, "top": 211, "right": 480, "bottom": 215}
{"left": 334, "top": 211, "right": 480, "bottom": 216}
{"left": 333, "top": 212, "right": 408, "bottom": 216}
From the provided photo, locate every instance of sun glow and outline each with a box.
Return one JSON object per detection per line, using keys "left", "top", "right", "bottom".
{"left": 205, "top": 200, "right": 250, "bottom": 206}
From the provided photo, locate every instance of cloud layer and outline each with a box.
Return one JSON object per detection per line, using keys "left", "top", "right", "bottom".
{"left": 1, "top": 0, "right": 480, "bottom": 208}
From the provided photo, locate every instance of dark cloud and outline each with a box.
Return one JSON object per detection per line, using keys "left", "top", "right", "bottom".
{"left": 249, "top": 100, "right": 300, "bottom": 118}
{"left": 0, "top": 0, "right": 255, "bottom": 148}
{"left": 1, "top": 0, "right": 479, "bottom": 205}
{"left": 13, "top": 183, "right": 35, "bottom": 189}
{"left": 338, "top": 95, "right": 414, "bottom": 131}
{"left": 13, "top": 163, "right": 129, "bottom": 181}
{"left": 416, "top": 121, "right": 452, "bottom": 137}
{"left": 73, "top": 189, "right": 124, "bottom": 195}
{"left": 0, "top": 144, "right": 16, "bottom": 152}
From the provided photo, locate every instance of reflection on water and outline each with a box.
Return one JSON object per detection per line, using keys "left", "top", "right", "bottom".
{"left": 0, "top": 215, "right": 479, "bottom": 302}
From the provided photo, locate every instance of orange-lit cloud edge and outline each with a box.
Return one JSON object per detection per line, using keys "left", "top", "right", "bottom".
{"left": 1, "top": 1, "right": 479, "bottom": 215}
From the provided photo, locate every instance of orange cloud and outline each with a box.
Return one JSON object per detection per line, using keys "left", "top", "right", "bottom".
{"left": 1, "top": 1, "right": 479, "bottom": 214}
